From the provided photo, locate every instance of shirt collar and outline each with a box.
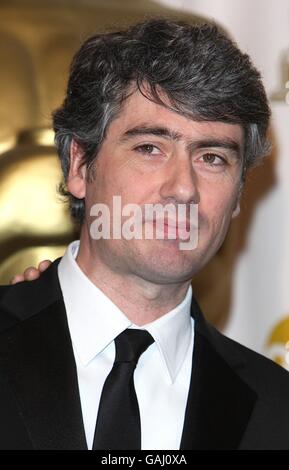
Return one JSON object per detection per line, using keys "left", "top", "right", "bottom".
{"left": 143, "top": 287, "right": 193, "bottom": 382}
{"left": 58, "top": 240, "right": 193, "bottom": 383}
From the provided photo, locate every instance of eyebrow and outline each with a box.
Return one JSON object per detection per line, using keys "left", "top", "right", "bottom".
{"left": 188, "top": 138, "right": 241, "bottom": 158}
{"left": 120, "top": 125, "right": 242, "bottom": 158}
{"left": 121, "top": 125, "right": 183, "bottom": 142}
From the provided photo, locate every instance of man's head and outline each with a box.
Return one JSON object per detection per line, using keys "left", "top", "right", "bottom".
{"left": 53, "top": 17, "right": 270, "bottom": 283}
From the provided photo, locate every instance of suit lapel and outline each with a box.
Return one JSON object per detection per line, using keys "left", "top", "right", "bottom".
{"left": 0, "top": 261, "right": 87, "bottom": 450}
{"left": 180, "top": 298, "right": 257, "bottom": 450}
{"left": 0, "top": 260, "right": 257, "bottom": 450}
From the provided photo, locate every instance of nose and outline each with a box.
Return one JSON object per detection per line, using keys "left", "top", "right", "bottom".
{"left": 159, "top": 156, "right": 199, "bottom": 205}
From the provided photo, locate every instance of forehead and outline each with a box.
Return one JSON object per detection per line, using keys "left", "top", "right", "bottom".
{"left": 107, "top": 89, "right": 244, "bottom": 144}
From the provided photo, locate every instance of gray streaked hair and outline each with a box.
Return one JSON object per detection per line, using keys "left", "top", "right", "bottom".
{"left": 53, "top": 17, "right": 271, "bottom": 223}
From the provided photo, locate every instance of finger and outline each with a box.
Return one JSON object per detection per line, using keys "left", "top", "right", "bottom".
{"left": 38, "top": 260, "right": 52, "bottom": 272}
{"left": 10, "top": 274, "right": 25, "bottom": 284}
{"left": 23, "top": 267, "right": 40, "bottom": 281}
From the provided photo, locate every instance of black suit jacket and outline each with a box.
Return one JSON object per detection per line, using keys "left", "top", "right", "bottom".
{"left": 1, "top": 259, "right": 289, "bottom": 450}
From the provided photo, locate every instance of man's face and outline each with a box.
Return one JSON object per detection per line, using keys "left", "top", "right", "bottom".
{"left": 70, "top": 89, "right": 243, "bottom": 284}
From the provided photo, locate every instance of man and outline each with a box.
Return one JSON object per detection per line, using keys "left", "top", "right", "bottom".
{"left": 2, "top": 17, "right": 289, "bottom": 450}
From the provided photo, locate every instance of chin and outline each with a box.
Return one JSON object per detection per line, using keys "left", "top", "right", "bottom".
{"left": 136, "top": 254, "right": 198, "bottom": 284}
{"left": 139, "top": 268, "right": 194, "bottom": 285}
{"left": 128, "top": 239, "right": 209, "bottom": 281}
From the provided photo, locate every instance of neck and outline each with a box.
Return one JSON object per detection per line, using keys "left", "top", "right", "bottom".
{"left": 76, "top": 235, "right": 191, "bottom": 326}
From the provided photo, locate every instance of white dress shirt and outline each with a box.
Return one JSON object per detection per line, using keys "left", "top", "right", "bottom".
{"left": 58, "top": 240, "right": 194, "bottom": 450}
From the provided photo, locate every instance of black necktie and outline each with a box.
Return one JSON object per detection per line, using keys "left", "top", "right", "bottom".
{"left": 92, "top": 329, "right": 154, "bottom": 450}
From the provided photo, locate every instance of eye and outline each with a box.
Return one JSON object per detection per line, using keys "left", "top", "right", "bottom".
{"left": 201, "top": 153, "right": 227, "bottom": 166}
{"left": 134, "top": 144, "right": 162, "bottom": 155}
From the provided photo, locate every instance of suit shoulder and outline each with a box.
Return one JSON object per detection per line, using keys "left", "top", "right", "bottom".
{"left": 0, "top": 259, "right": 62, "bottom": 332}
{"left": 0, "top": 283, "right": 23, "bottom": 331}
{"left": 209, "top": 324, "right": 289, "bottom": 396}
{"left": 0, "top": 284, "right": 11, "bottom": 297}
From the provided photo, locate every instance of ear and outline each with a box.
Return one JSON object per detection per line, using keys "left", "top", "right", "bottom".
{"left": 232, "top": 186, "right": 242, "bottom": 219}
{"left": 232, "top": 201, "right": 240, "bottom": 218}
{"left": 67, "top": 139, "right": 87, "bottom": 199}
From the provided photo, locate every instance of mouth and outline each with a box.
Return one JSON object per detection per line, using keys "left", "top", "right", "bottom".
{"left": 164, "top": 220, "right": 193, "bottom": 240}
{"left": 145, "top": 218, "right": 195, "bottom": 240}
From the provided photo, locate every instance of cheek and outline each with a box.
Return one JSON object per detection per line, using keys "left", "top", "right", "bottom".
{"left": 107, "top": 164, "right": 159, "bottom": 204}
{"left": 86, "top": 166, "right": 120, "bottom": 203}
{"left": 88, "top": 171, "right": 153, "bottom": 210}
{"left": 200, "top": 183, "right": 239, "bottom": 231}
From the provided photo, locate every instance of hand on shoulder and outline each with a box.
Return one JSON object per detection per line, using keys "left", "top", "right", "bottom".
{"left": 10, "top": 260, "right": 52, "bottom": 284}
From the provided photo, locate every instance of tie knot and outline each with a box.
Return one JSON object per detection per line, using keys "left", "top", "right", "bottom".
{"left": 114, "top": 329, "right": 154, "bottom": 365}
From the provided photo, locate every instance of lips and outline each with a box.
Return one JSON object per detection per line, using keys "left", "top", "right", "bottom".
{"left": 146, "top": 218, "right": 194, "bottom": 240}
{"left": 164, "top": 221, "right": 192, "bottom": 240}
{"left": 164, "top": 219, "right": 190, "bottom": 231}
